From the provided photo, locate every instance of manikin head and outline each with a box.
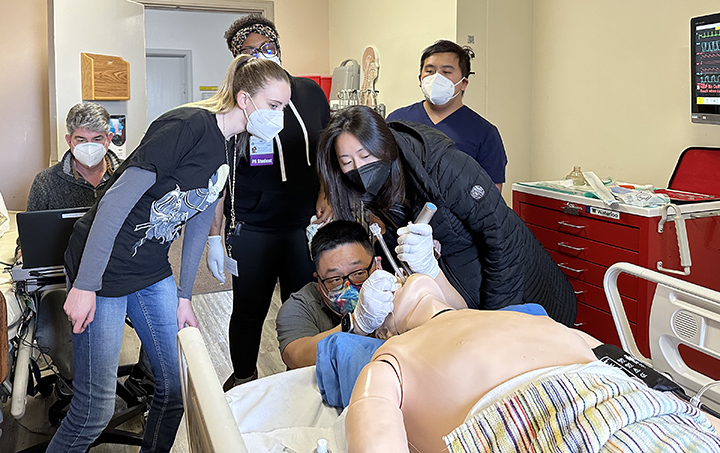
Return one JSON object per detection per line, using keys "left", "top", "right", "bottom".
{"left": 374, "top": 273, "right": 451, "bottom": 340}
{"left": 64, "top": 102, "right": 114, "bottom": 170}
{"left": 311, "top": 220, "right": 378, "bottom": 317}
{"left": 225, "top": 15, "right": 282, "bottom": 65}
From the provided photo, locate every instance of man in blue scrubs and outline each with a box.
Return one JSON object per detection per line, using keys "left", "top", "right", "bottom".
{"left": 387, "top": 40, "right": 507, "bottom": 192}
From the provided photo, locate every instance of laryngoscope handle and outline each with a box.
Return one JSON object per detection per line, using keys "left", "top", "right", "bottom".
{"left": 398, "top": 202, "right": 438, "bottom": 277}
{"left": 414, "top": 202, "right": 437, "bottom": 225}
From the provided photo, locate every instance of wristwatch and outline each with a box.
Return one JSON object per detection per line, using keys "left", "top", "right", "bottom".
{"left": 341, "top": 312, "right": 355, "bottom": 333}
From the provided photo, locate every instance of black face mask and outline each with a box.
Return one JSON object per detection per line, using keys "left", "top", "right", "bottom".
{"left": 345, "top": 160, "right": 392, "bottom": 196}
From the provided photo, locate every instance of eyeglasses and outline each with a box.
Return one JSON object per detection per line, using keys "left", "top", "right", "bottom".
{"left": 319, "top": 260, "right": 374, "bottom": 292}
{"left": 238, "top": 41, "right": 279, "bottom": 58}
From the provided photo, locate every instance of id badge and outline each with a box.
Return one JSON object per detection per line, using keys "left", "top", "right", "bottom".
{"left": 224, "top": 255, "right": 239, "bottom": 277}
{"left": 249, "top": 136, "right": 274, "bottom": 166}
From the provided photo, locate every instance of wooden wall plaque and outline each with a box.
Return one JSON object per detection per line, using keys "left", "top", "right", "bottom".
{"left": 81, "top": 52, "right": 130, "bottom": 100}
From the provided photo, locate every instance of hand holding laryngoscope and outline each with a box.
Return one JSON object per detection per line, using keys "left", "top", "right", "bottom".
{"left": 206, "top": 235, "right": 226, "bottom": 284}
{"left": 396, "top": 223, "right": 440, "bottom": 279}
{"left": 354, "top": 269, "right": 398, "bottom": 335}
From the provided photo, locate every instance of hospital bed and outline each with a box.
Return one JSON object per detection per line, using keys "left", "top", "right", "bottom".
{"left": 177, "top": 262, "right": 720, "bottom": 452}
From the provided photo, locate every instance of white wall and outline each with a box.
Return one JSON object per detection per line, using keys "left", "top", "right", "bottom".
{"left": 457, "top": 0, "right": 534, "bottom": 200}
{"left": 273, "top": 0, "right": 329, "bottom": 75}
{"left": 0, "top": 0, "right": 49, "bottom": 210}
{"left": 531, "top": 0, "right": 720, "bottom": 188}
{"left": 328, "top": 0, "right": 456, "bottom": 114}
{"left": 145, "top": 9, "right": 247, "bottom": 102}
{"left": 50, "top": 0, "right": 147, "bottom": 162}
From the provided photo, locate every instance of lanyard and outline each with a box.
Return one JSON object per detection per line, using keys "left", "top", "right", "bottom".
{"left": 223, "top": 115, "right": 238, "bottom": 255}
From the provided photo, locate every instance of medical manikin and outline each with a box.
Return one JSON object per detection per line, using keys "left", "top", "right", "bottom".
{"left": 346, "top": 274, "right": 720, "bottom": 453}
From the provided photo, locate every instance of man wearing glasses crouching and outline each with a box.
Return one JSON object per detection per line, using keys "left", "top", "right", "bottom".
{"left": 276, "top": 220, "right": 467, "bottom": 369}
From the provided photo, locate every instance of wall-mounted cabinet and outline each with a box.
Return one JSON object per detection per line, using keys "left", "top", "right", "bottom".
{"left": 81, "top": 52, "right": 130, "bottom": 100}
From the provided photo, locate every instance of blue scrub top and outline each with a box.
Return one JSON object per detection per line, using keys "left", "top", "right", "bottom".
{"left": 387, "top": 101, "right": 508, "bottom": 184}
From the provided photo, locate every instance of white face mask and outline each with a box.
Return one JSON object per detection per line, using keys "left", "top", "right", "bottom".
{"left": 421, "top": 73, "right": 465, "bottom": 106}
{"left": 244, "top": 95, "right": 284, "bottom": 142}
{"left": 73, "top": 142, "right": 107, "bottom": 167}
{"left": 257, "top": 53, "right": 282, "bottom": 67}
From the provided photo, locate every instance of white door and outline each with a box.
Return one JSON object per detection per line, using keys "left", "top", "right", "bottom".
{"left": 146, "top": 52, "right": 192, "bottom": 125}
{"left": 49, "top": 0, "right": 147, "bottom": 161}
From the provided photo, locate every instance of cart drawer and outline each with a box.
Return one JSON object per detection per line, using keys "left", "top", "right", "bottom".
{"left": 547, "top": 249, "right": 638, "bottom": 299}
{"left": 568, "top": 278, "right": 637, "bottom": 323}
{"left": 530, "top": 224, "right": 639, "bottom": 267}
{"left": 576, "top": 302, "right": 636, "bottom": 348}
{"left": 519, "top": 202, "right": 639, "bottom": 251}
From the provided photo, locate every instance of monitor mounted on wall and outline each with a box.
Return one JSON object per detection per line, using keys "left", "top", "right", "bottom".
{"left": 691, "top": 12, "right": 720, "bottom": 125}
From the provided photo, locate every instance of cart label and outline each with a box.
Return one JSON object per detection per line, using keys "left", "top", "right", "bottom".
{"left": 588, "top": 206, "right": 620, "bottom": 220}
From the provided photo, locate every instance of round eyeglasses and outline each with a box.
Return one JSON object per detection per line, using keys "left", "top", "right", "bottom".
{"left": 320, "top": 260, "right": 374, "bottom": 292}
{"left": 239, "top": 41, "right": 279, "bottom": 59}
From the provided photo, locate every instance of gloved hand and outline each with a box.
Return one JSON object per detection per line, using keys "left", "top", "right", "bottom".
{"left": 206, "top": 235, "right": 226, "bottom": 284}
{"left": 354, "top": 270, "right": 399, "bottom": 335}
{"left": 395, "top": 223, "right": 440, "bottom": 278}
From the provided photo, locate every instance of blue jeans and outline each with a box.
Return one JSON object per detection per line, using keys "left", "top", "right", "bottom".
{"left": 47, "top": 275, "right": 183, "bottom": 453}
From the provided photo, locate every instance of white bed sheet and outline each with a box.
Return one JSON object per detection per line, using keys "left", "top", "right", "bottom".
{"left": 225, "top": 366, "right": 347, "bottom": 453}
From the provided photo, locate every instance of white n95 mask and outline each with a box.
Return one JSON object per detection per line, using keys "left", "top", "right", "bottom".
{"left": 73, "top": 142, "right": 107, "bottom": 167}
{"left": 421, "top": 73, "right": 464, "bottom": 106}
{"left": 258, "top": 53, "right": 282, "bottom": 67}
{"left": 244, "top": 95, "right": 284, "bottom": 142}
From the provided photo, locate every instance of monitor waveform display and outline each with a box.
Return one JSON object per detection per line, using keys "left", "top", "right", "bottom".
{"left": 698, "top": 29, "right": 720, "bottom": 39}
{"left": 695, "top": 25, "right": 720, "bottom": 99}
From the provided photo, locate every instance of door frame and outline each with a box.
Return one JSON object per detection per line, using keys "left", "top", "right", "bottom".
{"left": 136, "top": 0, "right": 273, "bottom": 18}
{"left": 145, "top": 49, "right": 193, "bottom": 124}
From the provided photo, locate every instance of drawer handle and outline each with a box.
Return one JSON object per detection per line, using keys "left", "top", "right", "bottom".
{"left": 574, "top": 290, "right": 584, "bottom": 295}
{"left": 558, "top": 263, "right": 586, "bottom": 274}
{"left": 558, "top": 242, "right": 586, "bottom": 252}
{"left": 558, "top": 221, "right": 585, "bottom": 229}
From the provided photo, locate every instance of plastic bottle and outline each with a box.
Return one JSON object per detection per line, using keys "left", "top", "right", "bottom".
{"left": 564, "top": 166, "right": 588, "bottom": 186}
{"left": 313, "top": 439, "right": 331, "bottom": 453}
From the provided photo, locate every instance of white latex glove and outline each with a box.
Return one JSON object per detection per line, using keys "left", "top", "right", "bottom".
{"left": 395, "top": 223, "right": 440, "bottom": 278}
{"left": 354, "top": 270, "right": 399, "bottom": 335}
{"left": 206, "top": 235, "right": 226, "bottom": 284}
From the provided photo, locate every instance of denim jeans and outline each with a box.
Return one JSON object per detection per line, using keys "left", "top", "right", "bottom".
{"left": 47, "top": 275, "right": 183, "bottom": 453}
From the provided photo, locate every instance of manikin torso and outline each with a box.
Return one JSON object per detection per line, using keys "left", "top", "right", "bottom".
{"left": 349, "top": 274, "right": 597, "bottom": 452}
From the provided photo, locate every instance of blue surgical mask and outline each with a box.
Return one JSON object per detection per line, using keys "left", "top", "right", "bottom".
{"left": 323, "top": 281, "right": 360, "bottom": 316}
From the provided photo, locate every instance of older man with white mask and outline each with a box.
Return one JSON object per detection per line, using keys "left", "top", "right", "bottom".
{"left": 26, "top": 102, "right": 121, "bottom": 211}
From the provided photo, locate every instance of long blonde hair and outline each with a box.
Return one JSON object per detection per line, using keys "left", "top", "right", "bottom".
{"left": 186, "top": 55, "right": 289, "bottom": 114}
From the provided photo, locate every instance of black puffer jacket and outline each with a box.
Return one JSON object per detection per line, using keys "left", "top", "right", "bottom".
{"left": 387, "top": 120, "right": 576, "bottom": 326}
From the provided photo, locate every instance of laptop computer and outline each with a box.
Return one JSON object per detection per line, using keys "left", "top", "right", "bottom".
{"left": 16, "top": 207, "right": 88, "bottom": 269}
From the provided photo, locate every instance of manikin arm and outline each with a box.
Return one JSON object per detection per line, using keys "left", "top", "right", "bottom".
{"left": 346, "top": 358, "right": 409, "bottom": 453}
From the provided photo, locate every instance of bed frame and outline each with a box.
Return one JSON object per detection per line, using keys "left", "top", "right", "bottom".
{"left": 604, "top": 262, "right": 720, "bottom": 412}
{"left": 177, "top": 327, "right": 247, "bottom": 453}
{"left": 178, "top": 263, "right": 720, "bottom": 451}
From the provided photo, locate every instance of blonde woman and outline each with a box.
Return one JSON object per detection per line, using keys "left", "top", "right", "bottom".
{"left": 49, "top": 56, "right": 290, "bottom": 453}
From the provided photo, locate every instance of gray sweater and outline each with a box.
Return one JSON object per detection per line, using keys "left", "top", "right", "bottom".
{"left": 26, "top": 149, "right": 122, "bottom": 211}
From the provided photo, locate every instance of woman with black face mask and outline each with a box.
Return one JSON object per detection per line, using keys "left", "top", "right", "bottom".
{"left": 317, "top": 106, "right": 577, "bottom": 326}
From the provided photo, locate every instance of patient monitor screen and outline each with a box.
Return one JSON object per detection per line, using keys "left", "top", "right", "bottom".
{"left": 692, "top": 13, "right": 720, "bottom": 124}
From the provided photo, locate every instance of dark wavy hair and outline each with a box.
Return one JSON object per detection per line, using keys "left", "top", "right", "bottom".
{"left": 420, "top": 40, "right": 475, "bottom": 79}
{"left": 224, "top": 15, "right": 281, "bottom": 58}
{"left": 317, "top": 106, "right": 405, "bottom": 221}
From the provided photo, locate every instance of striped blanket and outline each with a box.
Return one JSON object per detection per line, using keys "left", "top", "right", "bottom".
{"left": 444, "top": 369, "right": 720, "bottom": 452}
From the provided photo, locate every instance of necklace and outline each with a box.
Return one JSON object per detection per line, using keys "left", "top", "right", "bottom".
{"left": 223, "top": 114, "right": 238, "bottom": 254}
